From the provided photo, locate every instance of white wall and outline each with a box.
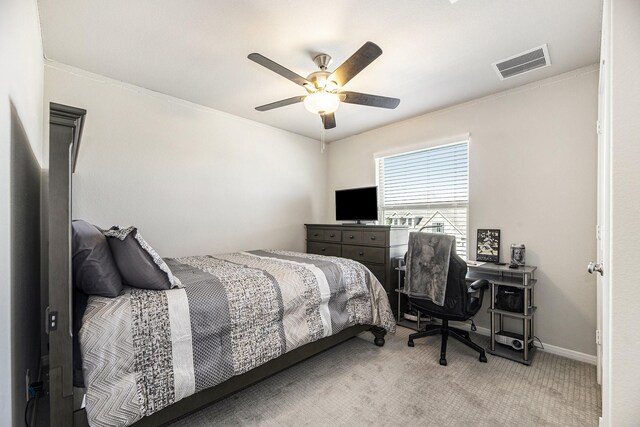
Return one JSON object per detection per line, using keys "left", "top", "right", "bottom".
{"left": 44, "top": 62, "right": 327, "bottom": 257}
{"left": 326, "top": 66, "right": 599, "bottom": 357}
{"left": 0, "top": 0, "right": 44, "bottom": 425}
{"left": 609, "top": 0, "right": 640, "bottom": 423}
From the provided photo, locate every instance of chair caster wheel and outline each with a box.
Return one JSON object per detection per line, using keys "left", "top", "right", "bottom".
{"left": 374, "top": 337, "right": 385, "bottom": 347}
{"left": 479, "top": 354, "right": 487, "bottom": 363}
{"left": 408, "top": 340, "right": 414, "bottom": 347}
{"left": 439, "top": 358, "right": 447, "bottom": 366}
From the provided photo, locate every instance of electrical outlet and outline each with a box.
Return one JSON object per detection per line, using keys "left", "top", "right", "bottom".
{"left": 25, "top": 369, "right": 30, "bottom": 402}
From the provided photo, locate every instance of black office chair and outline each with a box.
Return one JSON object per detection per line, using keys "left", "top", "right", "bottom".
{"left": 406, "top": 237, "right": 489, "bottom": 366}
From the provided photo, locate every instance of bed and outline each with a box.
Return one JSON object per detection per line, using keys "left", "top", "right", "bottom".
{"left": 77, "top": 250, "right": 394, "bottom": 427}
{"left": 48, "top": 104, "right": 394, "bottom": 427}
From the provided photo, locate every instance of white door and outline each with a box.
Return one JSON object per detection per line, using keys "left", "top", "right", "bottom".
{"left": 594, "top": 37, "right": 607, "bottom": 388}
{"left": 592, "top": 0, "right": 611, "bottom": 423}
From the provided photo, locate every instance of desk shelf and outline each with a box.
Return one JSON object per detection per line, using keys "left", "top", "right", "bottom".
{"left": 396, "top": 318, "right": 426, "bottom": 331}
{"left": 488, "top": 307, "right": 537, "bottom": 319}
{"left": 467, "top": 272, "right": 537, "bottom": 288}
{"left": 394, "top": 286, "right": 434, "bottom": 331}
{"left": 488, "top": 342, "right": 537, "bottom": 366}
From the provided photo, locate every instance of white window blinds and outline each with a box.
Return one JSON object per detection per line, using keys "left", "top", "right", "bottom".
{"left": 378, "top": 141, "right": 468, "bottom": 208}
{"left": 377, "top": 140, "right": 469, "bottom": 257}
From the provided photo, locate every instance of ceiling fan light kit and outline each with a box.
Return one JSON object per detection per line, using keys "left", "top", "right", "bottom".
{"left": 304, "top": 91, "right": 340, "bottom": 114}
{"left": 248, "top": 41, "right": 400, "bottom": 130}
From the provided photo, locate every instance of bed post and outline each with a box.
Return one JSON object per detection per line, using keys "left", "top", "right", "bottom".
{"left": 48, "top": 103, "right": 86, "bottom": 427}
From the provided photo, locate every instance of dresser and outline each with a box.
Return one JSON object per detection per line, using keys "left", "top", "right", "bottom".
{"left": 305, "top": 224, "right": 408, "bottom": 312}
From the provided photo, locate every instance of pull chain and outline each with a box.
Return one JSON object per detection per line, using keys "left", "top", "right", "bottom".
{"left": 320, "top": 115, "right": 326, "bottom": 153}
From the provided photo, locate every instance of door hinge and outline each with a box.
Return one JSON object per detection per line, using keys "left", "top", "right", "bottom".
{"left": 596, "top": 120, "right": 602, "bottom": 135}
{"left": 596, "top": 224, "right": 601, "bottom": 241}
{"left": 596, "top": 329, "right": 601, "bottom": 345}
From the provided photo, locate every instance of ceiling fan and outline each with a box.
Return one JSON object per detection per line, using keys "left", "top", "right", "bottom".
{"left": 248, "top": 42, "right": 400, "bottom": 130}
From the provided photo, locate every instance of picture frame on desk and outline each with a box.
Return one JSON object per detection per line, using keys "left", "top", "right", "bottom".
{"left": 476, "top": 228, "right": 500, "bottom": 263}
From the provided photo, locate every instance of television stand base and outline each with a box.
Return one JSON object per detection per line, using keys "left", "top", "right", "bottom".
{"left": 342, "top": 221, "right": 376, "bottom": 225}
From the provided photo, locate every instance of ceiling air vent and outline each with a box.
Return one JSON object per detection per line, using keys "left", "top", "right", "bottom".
{"left": 492, "top": 44, "right": 551, "bottom": 80}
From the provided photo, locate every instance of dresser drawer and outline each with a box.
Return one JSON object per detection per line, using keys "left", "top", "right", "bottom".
{"left": 362, "top": 230, "right": 387, "bottom": 246}
{"left": 307, "top": 229, "right": 325, "bottom": 241}
{"left": 324, "top": 229, "right": 341, "bottom": 242}
{"left": 307, "top": 242, "right": 342, "bottom": 257}
{"left": 342, "top": 244, "right": 386, "bottom": 264}
{"left": 363, "top": 263, "right": 386, "bottom": 285}
{"left": 342, "top": 230, "right": 362, "bottom": 244}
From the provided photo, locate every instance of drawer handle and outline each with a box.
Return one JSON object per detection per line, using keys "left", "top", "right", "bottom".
{"left": 313, "top": 233, "right": 320, "bottom": 237}
{"left": 329, "top": 233, "right": 335, "bottom": 238}
{"left": 359, "top": 251, "right": 364, "bottom": 256}
{"left": 370, "top": 235, "right": 376, "bottom": 240}
{"left": 349, "top": 235, "right": 355, "bottom": 239}
{"left": 321, "top": 248, "right": 326, "bottom": 252}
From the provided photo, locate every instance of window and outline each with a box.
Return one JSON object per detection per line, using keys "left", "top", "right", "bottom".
{"left": 376, "top": 140, "right": 469, "bottom": 258}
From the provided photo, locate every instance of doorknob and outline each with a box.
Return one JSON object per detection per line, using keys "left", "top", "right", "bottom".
{"left": 588, "top": 262, "right": 604, "bottom": 276}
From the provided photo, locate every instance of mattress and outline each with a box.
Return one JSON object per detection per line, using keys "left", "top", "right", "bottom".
{"left": 79, "top": 250, "right": 395, "bottom": 427}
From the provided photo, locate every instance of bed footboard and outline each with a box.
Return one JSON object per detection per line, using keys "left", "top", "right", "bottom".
{"left": 74, "top": 323, "right": 380, "bottom": 427}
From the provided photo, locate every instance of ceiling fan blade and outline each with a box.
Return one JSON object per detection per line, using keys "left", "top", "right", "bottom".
{"left": 321, "top": 112, "right": 336, "bottom": 129}
{"left": 248, "top": 53, "right": 311, "bottom": 87}
{"left": 330, "top": 42, "right": 383, "bottom": 87}
{"left": 340, "top": 91, "right": 400, "bottom": 109}
{"left": 255, "top": 96, "right": 306, "bottom": 111}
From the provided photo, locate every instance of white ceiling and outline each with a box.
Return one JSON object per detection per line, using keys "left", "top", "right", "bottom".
{"left": 38, "top": 0, "right": 603, "bottom": 142}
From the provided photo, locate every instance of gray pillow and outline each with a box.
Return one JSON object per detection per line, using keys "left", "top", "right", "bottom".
{"left": 72, "top": 220, "right": 123, "bottom": 297}
{"left": 103, "top": 226, "right": 181, "bottom": 290}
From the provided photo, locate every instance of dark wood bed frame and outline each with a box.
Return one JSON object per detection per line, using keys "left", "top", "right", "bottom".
{"left": 48, "top": 103, "right": 387, "bottom": 427}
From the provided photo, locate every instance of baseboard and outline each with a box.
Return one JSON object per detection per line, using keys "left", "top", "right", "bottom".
{"left": 448, "top": 322, "right": 597, "bottom": 365}
{"left": 533, "top": 341, "right": 598, "bottom": 365}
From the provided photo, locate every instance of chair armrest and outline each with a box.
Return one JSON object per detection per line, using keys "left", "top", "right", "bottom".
{"left": 467, "top": 279, "right": 489, "bottom": 293}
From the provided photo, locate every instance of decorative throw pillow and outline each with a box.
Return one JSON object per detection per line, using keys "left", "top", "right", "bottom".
{"left": 72, "top": 220, "right": 123, "bottom": 297}
{"left": 103, "top": 226, "right": 182, "bottom": 290}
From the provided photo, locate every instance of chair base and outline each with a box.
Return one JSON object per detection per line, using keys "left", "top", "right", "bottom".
{"left": 407, "top": 320, "right": 487, "bottom": 366}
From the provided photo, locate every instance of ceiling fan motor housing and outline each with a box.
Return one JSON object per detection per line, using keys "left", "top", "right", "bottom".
{"left": 306, "top": 71, "right": 335, "bottom": 92}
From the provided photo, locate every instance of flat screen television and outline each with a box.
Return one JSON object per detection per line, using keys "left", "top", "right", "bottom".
{"left": 335, "top": 186, "right": 378, "bottom": 223}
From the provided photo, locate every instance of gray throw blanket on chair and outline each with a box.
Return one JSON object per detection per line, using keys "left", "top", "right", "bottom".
{"left": 405, "top": 232, "right": 455, "bottom": 306}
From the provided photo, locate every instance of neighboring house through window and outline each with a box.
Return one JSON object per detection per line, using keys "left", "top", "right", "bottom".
{"left": 376, "top": 140, "right": 469, "bottom": 258}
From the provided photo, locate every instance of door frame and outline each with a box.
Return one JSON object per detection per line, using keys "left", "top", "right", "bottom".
{"left": 596, "top": 0, "right": 612, "bottom": 424}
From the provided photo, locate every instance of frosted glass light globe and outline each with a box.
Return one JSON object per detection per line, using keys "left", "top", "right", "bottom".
{"left": 304, "top": 91, "right": 340, "bottom": 114}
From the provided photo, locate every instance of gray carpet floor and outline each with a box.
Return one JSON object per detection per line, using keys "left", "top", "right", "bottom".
{"left": 171, "top": 326, "right": 601, "bottom": 426}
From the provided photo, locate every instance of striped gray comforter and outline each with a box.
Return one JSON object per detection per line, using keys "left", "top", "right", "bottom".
{"left": 79, "top": 250, "right": 395, "bottom": 427}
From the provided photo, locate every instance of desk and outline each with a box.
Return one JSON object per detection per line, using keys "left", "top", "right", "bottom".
{"left": 396, "top": 262, "right": 539, "bottom": 365}
{"left": 467, "top": 263, "right": 538, "bottom": 365}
